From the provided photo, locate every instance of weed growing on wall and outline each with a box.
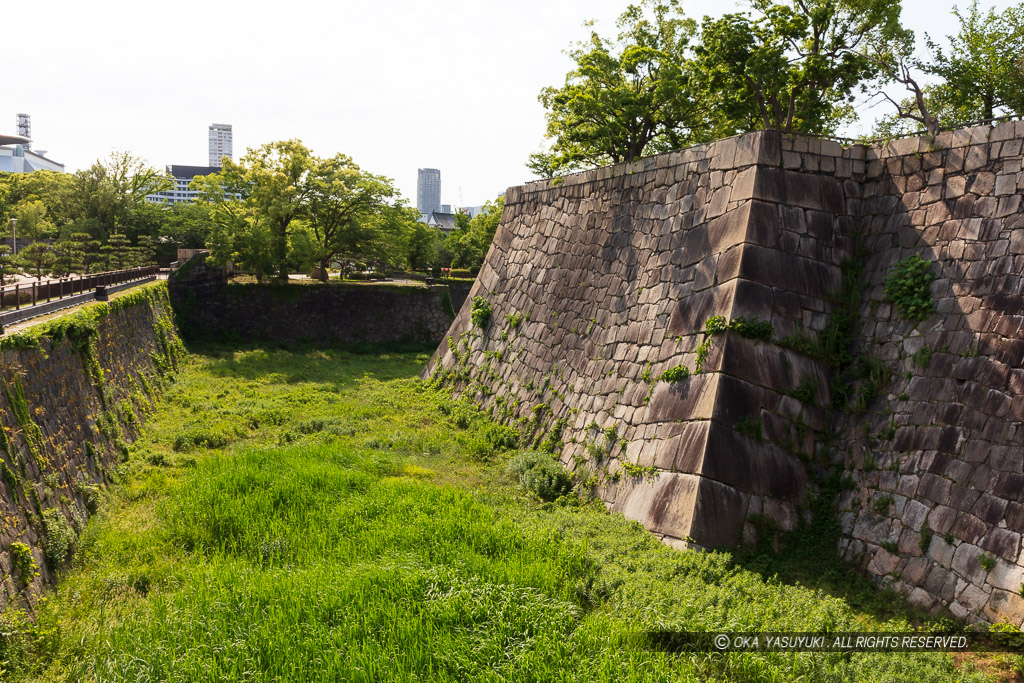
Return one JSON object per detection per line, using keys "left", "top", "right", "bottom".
{"left": 695, "top": 315, "right": 775, "bottom": 373}
{"left": 9, "top": 541, "right": 38, "bottom": 586}
{"left": 884, "top": 253, "right": 936, "bottom": 322}
{"left": 470, "top": 296, "right": 492, "bottom": 328}
{"left": 913, "top": 344, "right": 933, "bottom": 369}
{"left": 735, "top": 414, "right": 764, "bottom": 440}
{"left": 2, "top": 373, "right": 46, "bottom": 469}
{"left": 658, "top": 365, "right": 690, "bottom": 382}
{"left": 439, "top": 288, "right": 455, "bottom": 318}
{"left": 41, "top": 507, "right": 76, "bottom": 565}
{"left": 506, "top": 450, "right": 574, "bottom": 502}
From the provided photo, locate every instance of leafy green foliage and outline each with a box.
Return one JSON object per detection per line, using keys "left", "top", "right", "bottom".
{"left": 789, "top": 376, "right": 817, "bottom": 404}
{"left": 17, "top": 242, "right": 55, "bottom": 281}
{"left": 10, "top": 542, "right": 39, "bottom": 586}
{"left": 704, "top": 315, "right": 728, "bottom": 335}
{"left": 658, "top": 365, "right": 690, "bottom": 382}
{"left": 695, "top": 315, "right": 775, "bottom": 373}
{"left": 529, "top": 0, "right": 703, "bottom": 175}
{"left": 470, "top": 296, "right": 492, "bottom": 329}
{"left": 443, "top": 197, "right": 505, "bottom": 269}
{"left": 734, "top": 414, "right": 763, "bottom": 440}
{"left": 884, "top": 253, "right": 936, "bottom": 322}
{"left": 696, "top": 0, "right": 908, "bottom": 135}
{"left": 979, "top": 555, "right": 996, "bottom": 572}
{"left": 506, "top": 451, "right": 575, "bottom": 502}
{"left": 41, "top": 508, "right": 76, "bottom": 566}
{"left": 925, "top": 1, "right": 1024, "bottom": 123}
{"left": 913, "top": 344, "right": 933, "bottom": 369}
{"left": 303, "top": 155, "right": 417, "bottom": 280}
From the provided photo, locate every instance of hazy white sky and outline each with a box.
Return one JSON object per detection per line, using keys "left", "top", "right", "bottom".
{"left": 3, "top": 0, "right": 1016, "bottom": 207}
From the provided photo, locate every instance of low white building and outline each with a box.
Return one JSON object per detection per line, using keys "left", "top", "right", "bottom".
{"left": 146, "top": 165, "right": 223, "bottom": 205}
{"left": 0, "top": 134, "right": 64, "bottom": 173}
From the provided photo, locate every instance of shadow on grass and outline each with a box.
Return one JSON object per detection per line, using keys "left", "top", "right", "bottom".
{"left": 186, "top": 340, "right": 438, "bottom": 386}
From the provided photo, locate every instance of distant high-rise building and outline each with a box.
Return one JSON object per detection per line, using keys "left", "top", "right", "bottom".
{"left": 417, "top": 168, "right": 441, "bottom": 218}
{"left": 208, "top": 123, "right": 232, "bottom": 166}
{"left": 16, "top": 114, "right": 30, "bottom": 150}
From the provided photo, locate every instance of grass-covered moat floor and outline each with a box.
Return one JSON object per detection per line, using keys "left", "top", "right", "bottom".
{"left": 2, "top": 345, "right": 1012, "bottom": 681}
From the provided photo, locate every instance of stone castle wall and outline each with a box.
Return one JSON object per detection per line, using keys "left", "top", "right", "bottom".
{"left": 426, "top": 122, "right": 1024, "bottom": 624}
{"left": 827, "top": 126, "right": 1024, "bottom": 624}
{"left": 0, "top": 284, "right": 185, "bottom": 609}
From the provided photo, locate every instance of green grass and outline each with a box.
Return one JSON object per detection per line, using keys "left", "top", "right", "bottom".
{"left": 3, "top": 344, "right": 995, "bottom": 682}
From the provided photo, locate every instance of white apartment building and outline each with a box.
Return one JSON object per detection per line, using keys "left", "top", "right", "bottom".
{"left": 209, "top": 123, "right": 233, "bottom": 166}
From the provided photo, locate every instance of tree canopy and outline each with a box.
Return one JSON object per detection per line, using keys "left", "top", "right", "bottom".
{"left": 528, "top": 0, "right": 703, "bottom": 175}
{"left": 533, "top": 0, "right": 1024, "bottom": 173}
{"left": 925, "top": 1, "right": 1024, "bottom": 123}
{"left": 870, "top": 1, "right": 1024, "bottom": 137}
{"left": 533, "top": 0, "right": 910, "bottom": 175}
{"left": 194, "top": 142, "right": 419, "bottom": 281}
{"left": 0, "top": 152, "right": 187, "bottom": 276}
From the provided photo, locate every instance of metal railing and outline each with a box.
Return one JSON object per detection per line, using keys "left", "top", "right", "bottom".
{"left": 0, "top": 266, "right": 158, "bottom": 311}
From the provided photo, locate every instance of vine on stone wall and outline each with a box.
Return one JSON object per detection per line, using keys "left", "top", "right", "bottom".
{"left": 0, "top": 282, "right": 185, "bottom": 596}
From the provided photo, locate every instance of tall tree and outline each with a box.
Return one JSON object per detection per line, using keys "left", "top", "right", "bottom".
{"left": 444, "top": 197, "right": 505, "bottom": 269}
{"left": 407, "top": 222, "right": 444, "bottom": 271}
{"left": 10, "top": 200, "right": 56, "bottom": 240}
{"left": 0, "top": 246, "right": 20, "bottom": 285}
{"left": 101, "top": 233, "right": 133, "bottom": 270}
{"left": 529, "top": 0, "right": 704, "bottom": 175}
{"left": 69, "top": 151, "right": 171, "bottom": 240}
{"left": 925, "top": 1, "right": 1024, "bottom": 123}
{"left": 227, "top": 140, "right": 314, "bottom": 282}
{"left": 193, "top": 173, "right": 278, "bottom": 282}
{"left": 304, "top": 155, "right": 410, "bottom": 280}
{"left": 695, "top": 0, "right": 909, "bottom": 135}
{"left": 72, "top": 232, "right": 102, "bottom": 273}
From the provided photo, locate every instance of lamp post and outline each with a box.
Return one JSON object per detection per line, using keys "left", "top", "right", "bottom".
{"left": 9, "top": 218, "right": 15, "bottom": 256}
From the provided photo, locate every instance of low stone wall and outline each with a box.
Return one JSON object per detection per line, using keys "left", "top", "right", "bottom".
{"left": 169, "top": 257, "right": 456, "bottom": 346}
{"left": 0, "top": 284, "right": 185, "bottom": 609}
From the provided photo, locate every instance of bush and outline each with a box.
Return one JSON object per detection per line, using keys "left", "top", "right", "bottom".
{"left": 884, "top": 253, "right": 936, "bottom": 321}
{"left": 173, "top": 427, "right": 232, "bottom": 452}
{"left": 468, "top": 266, "right": 481, "bottom": 276}
{"left": 505, "top": 451, "right": 574, "bottom": 502}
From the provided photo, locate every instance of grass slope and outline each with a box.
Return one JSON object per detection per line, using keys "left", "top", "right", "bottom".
{"left": 1, "top": 345, "right": 1000, "bottom": 681}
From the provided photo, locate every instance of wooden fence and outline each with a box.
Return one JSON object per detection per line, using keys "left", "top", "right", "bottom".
{"left": 0, "top": 266, "right": 158, "bottom": 311}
